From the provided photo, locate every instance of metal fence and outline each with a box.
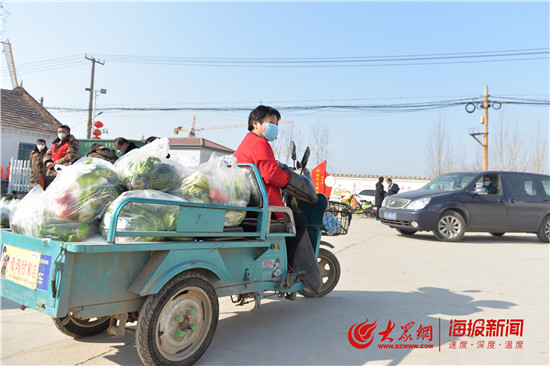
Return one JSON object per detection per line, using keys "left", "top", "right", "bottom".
{"left": 7, "top": 158, "right": 31, "bottom": 194}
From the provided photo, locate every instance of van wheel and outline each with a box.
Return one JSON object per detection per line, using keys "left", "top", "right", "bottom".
{"left": 299, "top": 248, "right": 340, "bottom": 298}
{"left": 537, "top": 216, "right": 550, "bottom": 243}
{"left": 490, "top": 232, "right": 505, "bottom": 237}
{"left": 136, "top": 271, "right": 218, "bottom": 366}
{"left": 397, "top": 228, "right": 417, "bottom": 235}
{"left": 53, "top": 314, "right": 110, "bottom": 338}
{"left": 434, "top": 211, "right": 465, "bottom": 242}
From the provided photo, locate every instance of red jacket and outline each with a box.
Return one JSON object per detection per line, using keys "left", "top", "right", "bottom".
{"left": 234, "top": 132, "right": 290, "bottom": 218}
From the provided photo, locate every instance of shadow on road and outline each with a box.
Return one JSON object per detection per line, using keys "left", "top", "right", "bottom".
{"left": 73, "top": 287, "right": 516, "bottom": 366}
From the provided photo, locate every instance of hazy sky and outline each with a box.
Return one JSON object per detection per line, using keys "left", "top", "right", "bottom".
{"left": 2, "top": 1, "right": 548, "bottom": 176}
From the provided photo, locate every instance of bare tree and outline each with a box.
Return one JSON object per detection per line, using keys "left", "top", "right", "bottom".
{"left": 309, "top": 122, "right": 330, "bottom": 170}
{"left": 271, "top": 122, "right": 301, "bottom": 165}
{"left": 425, "top": 116, "right": 446, "bottom": 176}
{"left": 527, "top": 118, "right": 549, "bottom": 174}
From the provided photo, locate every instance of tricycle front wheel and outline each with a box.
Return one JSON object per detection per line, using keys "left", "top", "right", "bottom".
{"left": 136, "top": 271, "right": 219, "bottom": 366}
{"left": 299, "top": 247, "right": 340, "bottom": 298}
{"left": 52, "top": 313, "right": 110, "bottom": 338}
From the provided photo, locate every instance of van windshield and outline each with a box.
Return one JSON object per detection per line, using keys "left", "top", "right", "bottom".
{"left": 422, "top": 173, "right": 477, "bottom": 191}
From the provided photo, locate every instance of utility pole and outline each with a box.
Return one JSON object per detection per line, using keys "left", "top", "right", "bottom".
{"left": 85, "top": 55, "right": 105, "bottom": 139}
{"left": 483, "top": 85, "right": 489, "bottom": 170}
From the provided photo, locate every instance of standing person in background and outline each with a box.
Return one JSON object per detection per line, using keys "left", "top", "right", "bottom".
{"left": 386, "top": 178, "right": 400, "bottom": 196}
{"left": 114, "top": 137, "right": 137, "bottom": 157}
{"left": 43, "top": 125, "right": 80, "bottom": 177}
{"left": 375, "top": 176, "right": 386, "bottom": 220}
{"left": 29, "top": 139, "right": 47, "bottom": 187}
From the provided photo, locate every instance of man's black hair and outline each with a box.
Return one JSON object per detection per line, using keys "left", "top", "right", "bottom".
{"left": 58, "top": 124, "right": 71, "bottom": 133}
{"left": 387, "top": 178, "right": 393, "bottom": 183}
{"left": 145, "top": 136, "right": 159, "bottom": 144}
{"left": 248, "top": 105, "right": 281, "bottom": 131}
{"left": 36, "top": 139, "right": 46, "bottom": 144}
{"left": 378, "top": 176, "right": 384, "bottom": 182}
{"left": 114, "top": 137, "right": 129, "bottom": 145}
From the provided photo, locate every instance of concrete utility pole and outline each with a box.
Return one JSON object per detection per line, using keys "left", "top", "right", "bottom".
{"left": 85, "top": 56, "right": 105, "bottom": 139}
{"left": 483, "top": 85, "right": 489, "bottom": 170}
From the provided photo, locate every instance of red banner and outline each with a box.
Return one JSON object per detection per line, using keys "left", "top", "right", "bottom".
{"left": 311, "top": 161, "right": 332, "bottom": 197}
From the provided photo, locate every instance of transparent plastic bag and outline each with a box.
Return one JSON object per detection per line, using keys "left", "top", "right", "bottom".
{"left": 323, "top": 211, "right": 342, "bottom": 236}
{"left": 115, "top": 138, "right": 183, "bottom": 192}
{"left": 10, "top": 186, "right": 98, "bottom": 242}
{"left": 100, "top": 190, "right": 188, "bottom": 242}
{"left": 178, "top": 155, "right": 251, "bottom": 227}
{"left": 43, "top": 157, "right": 124, "bottom": 222}
{"left": 1, "top": 197, "right": 20, "bottom": 228}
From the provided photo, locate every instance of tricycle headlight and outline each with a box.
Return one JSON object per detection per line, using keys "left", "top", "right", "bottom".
{"left": 405, "top": 197, "right": 431, "bottom": 210}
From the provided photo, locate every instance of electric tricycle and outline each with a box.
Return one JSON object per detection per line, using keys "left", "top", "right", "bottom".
{"left": 0, "top": 150, "right": 342, "bottom": 365}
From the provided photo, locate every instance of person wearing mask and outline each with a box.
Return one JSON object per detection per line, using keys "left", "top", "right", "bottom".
{"left": 375, "top": 176, "right": 386, "bottom": 220}
{"left": 234, "top": 105, "right": 321, "bottom": 295}
{"left": 43, "top": 125, "right": 80, "bottom": 176}
{"left": 85, "top": 143, "right": 117, "bottom": 164}
{"left": 386, "top": 178, "right": 400, "bottom": 196}
{"left": 483, "top": 176, "right": 498, "bottom": 194}
{"left": 29, "top": 139, "right": 47, "bottom": 187}
{"left": 114, "top": 137, "right": 137, "bottom": 156}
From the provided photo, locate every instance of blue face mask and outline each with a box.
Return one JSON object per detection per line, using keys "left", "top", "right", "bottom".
{"left": 483, "top": 181, "right": 490, "bottom": 187}
{"left": 264, "top": 123, "right": 279, "bottom": 141}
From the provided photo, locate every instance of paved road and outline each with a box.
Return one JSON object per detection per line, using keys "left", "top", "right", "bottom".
{"left": 2, "top": 218, "right": 548, "bottom": 365}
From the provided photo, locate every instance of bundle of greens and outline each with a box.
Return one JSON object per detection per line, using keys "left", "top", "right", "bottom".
{"left": 178, "top": 156, "right": 251, "bottom": 227}
{"left": 123, "top": 156, "right": 181, "bottom": 192}
{"left": 10, "top": 186, "right": 98, "bottom": 242}
{"left": 100, "top": 190, "right": 187, "bottom": 242}
{"left": 45, "top": 158, "right": 124, "bottom": 222}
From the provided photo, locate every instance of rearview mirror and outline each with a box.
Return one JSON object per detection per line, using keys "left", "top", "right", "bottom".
{"left": 290, "top": 141, "right": 297, "bottom": 161}
{"left": 301, "top": 146, "right": 310, "bottom": 170}
{"left": 473, "top": 187, "right": 488, "bottom": 195}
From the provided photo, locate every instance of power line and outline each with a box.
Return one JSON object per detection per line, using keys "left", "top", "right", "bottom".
{"left": 45, "top": 96, "right": 550, "bottom": 114}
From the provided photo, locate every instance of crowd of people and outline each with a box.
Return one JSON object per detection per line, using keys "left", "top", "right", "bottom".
{"left": 28, "top": 126, "right": 159, "bottom": 189}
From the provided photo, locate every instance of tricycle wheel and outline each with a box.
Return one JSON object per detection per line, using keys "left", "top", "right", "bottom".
{"left": 299, "top": 247, "right": 340, "bottom": 298}
{"left": 136, "top": 271, "right": 219, "bottom": 366}
{"left": 52, "top": 313, "right": 110, "bottom": 338}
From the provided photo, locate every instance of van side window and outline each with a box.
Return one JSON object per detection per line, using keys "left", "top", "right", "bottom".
{"left": 506, "top": 175, "right": 538, "bottom": 197}
{"left": 474, "top": 174, "right": 500, "bottom": 194}
{"left": 541, "top": 177, "right": 550, "bottom": 197}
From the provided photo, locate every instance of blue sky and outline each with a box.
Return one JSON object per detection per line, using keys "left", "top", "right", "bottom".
{"left": 2, "top": 1, "right": 548, "bottom": 176}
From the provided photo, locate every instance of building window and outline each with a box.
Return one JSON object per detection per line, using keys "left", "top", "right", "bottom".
{"left": 18, "top": 143, "right": 35, "bottom": 161}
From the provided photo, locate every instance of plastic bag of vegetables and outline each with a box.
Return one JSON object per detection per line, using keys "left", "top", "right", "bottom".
{"left": 1, "top": 197, "right": 20, "bottom": 228}
{"left": 100, "top": 190, "right": 189, "bottom": 242}
{"left": 10, "top": 186, "right": 98, "bottom": 242}
{"left": 43, "top": 157, "right": 124, "bottom": 222}
{"left": 115, "top": 138, "right": 183, "bottom": 192}
{"left": 178, "top": 155, "right": 251, "bottom": 227}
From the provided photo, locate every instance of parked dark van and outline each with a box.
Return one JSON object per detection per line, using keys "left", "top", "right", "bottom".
{"left": 379, "top": 171, "right": 550, "bottom": 242}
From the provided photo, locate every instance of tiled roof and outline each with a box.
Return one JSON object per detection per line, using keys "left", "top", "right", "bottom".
{"left": 1, "top": 87, "right": 61, "bottom": 133}
{"left": 169, "top": 137, "right": 234, "bottom": 153}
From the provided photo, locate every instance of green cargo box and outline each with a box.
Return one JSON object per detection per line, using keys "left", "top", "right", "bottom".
{"left": 78, "top": 139, "right": 145, "bottom": 158}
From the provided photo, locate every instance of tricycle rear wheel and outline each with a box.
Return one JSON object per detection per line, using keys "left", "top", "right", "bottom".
{"left": 52, "top": 314, "right": 110, "bottom": 338}
{"left": 299, "top": 247, "right": 340, "bottom": 298}
{"left": 136, "top": 271, "right": 219, "bottom": 366}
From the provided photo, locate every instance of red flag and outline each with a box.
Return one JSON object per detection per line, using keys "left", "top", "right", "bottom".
{"left": 311, "top": 161, "right": 333, "bottom": 197}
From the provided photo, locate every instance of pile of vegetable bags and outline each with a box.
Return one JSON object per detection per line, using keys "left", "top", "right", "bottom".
{"left": 10, "top": 158, "right": 124, "bottom": 242}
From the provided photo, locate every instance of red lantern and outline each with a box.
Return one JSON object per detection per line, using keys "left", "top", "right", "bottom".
{"left": 93, "top": 129, "right": 102, "bottom": 136}
{"left": 94, "top": 121, "right": 104, "bottom": 128}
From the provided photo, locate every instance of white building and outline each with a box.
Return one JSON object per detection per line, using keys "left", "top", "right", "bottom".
{"left": 1, "top": 87, "right": 60, "bottom": 171}
{"left": 329, "top": 173, "right": 432, "bottom": 200}
{"left": 168, "top": 137, "right": 234, "bottom": 166}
